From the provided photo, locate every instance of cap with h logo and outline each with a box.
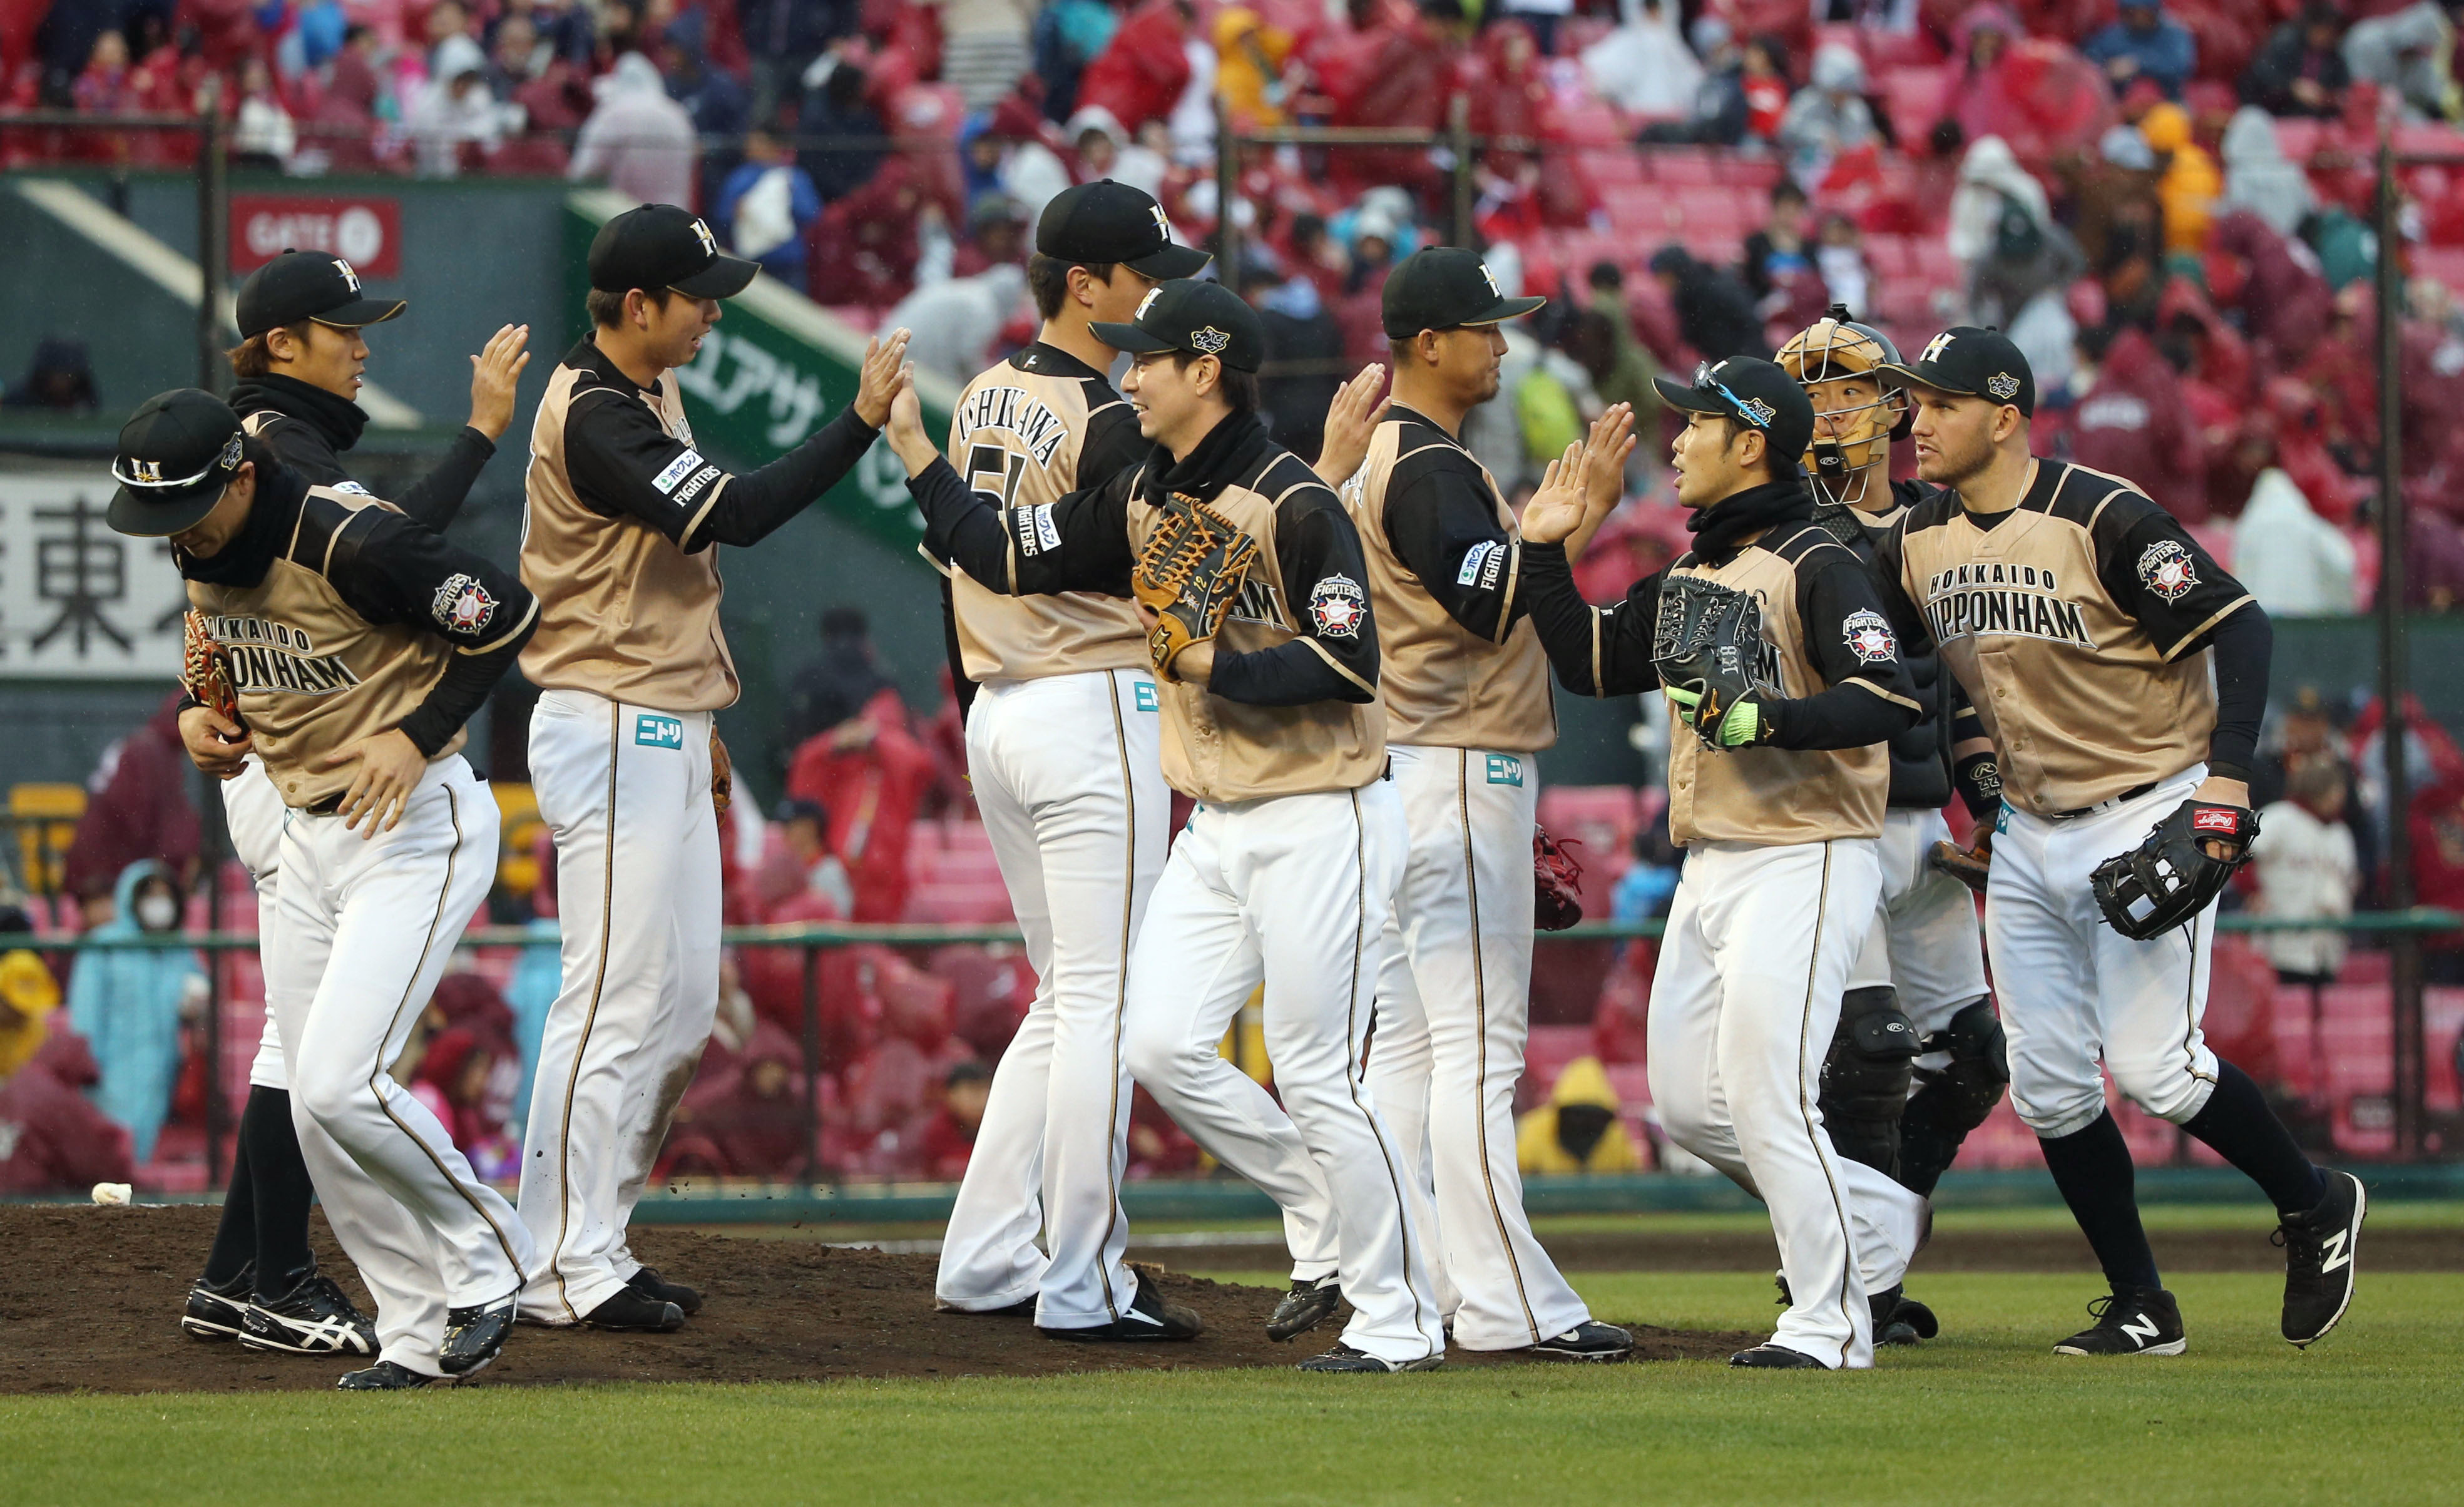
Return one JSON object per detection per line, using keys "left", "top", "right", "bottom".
{"left": 107, "top": 389, "right": 249, "bottom": 537}
{"left": 235, "top": 250, "right": 406, "bottom": 340}
{"left": 1650, "top": 357, "right": 1818, "bottom": 464}
{"left": 1883, "top": 325, "right": 2035, "bottom": 416}
{"left": 1381, "top": 247, "right": 1546, "bottom": 339}
{"left": 587, "top": 203, "right": 759, "bottom": 299}
{"left": 1089, "top": 280, "right": 1265, "bottom": 372}
{"left": 1036, "top": 180, "right": 1211, "bottom": 280}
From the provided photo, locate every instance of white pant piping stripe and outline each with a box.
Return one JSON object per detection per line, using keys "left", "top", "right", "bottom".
{"left": 364, "top": 784, "right": 526, "bottom": 1277}
{"left": 546, "top": 701, "right": 621, "bottom": 1322}
{"left": 1797, "top": 840, "right": 1858, "bottom": 1339}
{"left": 1343, "top": 786, "right": 1436, "bottom": 1353}
{"left": 1458, "top": 750, "right": 1539, "bottom": 1346}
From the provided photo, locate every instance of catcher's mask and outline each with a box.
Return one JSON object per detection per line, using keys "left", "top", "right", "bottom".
{"left": 1776, "top": 305, "right": 1910, "bottom": 505}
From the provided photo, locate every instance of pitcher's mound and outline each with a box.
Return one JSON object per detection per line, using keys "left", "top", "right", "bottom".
{"left": 0, "top": 1205, "right": 1754, "bottom": 1393}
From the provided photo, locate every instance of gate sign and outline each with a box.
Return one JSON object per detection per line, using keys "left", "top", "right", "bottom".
{"left": 229, "top": 193, "right": 402, "bottom": 278}
{"left": 0, "top": 471, "right": 187, "bottom": 679}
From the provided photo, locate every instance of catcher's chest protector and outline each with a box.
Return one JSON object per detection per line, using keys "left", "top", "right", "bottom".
{"left": 185, "top": 488, "right": 464, "bottom": 811}
{"left": 1340, "top": 419, "right": 1556, "bottom": 754}
{"left": 1659, "top": 533, "right": 1888, "bottom": 848}
{"left": 1126, "top": 476, "right": 1386, "bottom": 803}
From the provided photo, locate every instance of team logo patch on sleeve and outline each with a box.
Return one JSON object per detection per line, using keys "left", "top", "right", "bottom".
{"left": 1015, "top": 503, "right": 1061, "bottom": 555}
{"left": 1309, "top": 575, "right": 1366, "bottom": 638}
{"left": 653, "top": 449, "right": 705, "bottom": 496}
{"left": 2136, "top": 539, "right": 2199, "bottom": 601}
{"left": 1842, "top": 608, "right": 1897, "bottom": 663}
{"left": 1457, "top": 540, "right": 1496, "bottom": 586}
{"left": 431, "top": 574, "right": 498, "bottom": 635}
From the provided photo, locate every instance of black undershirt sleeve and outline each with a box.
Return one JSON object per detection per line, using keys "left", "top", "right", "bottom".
{"left": 908, "top": 454, "right": 1138, "bottom": 595}
{"left": 1518, "top": 541, "right": 1665, "bottom": 696}
{"left": 564, "top": 388, "right": 879, "bottom": 551}
{"left": 1765, "top": 553, "right": 1924, "bottom": 750}
{"left": 1206, "top": 486, "right": 1379, "bottom": 706}
{"left": 1382, "top": 454, "right": 1522, "bottom": 641}
{"left": 2204, "top": 604, "right": 2271, "bottom": 784}
{"left": 392, "top": 427, "right": 498, "bottom": 531}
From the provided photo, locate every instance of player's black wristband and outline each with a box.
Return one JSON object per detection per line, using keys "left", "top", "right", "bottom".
{"left": 1956, "top": 751, "right": 2003, "bottom": 820}
{"left": 2206, "top": 760, "right": 2252, "bottom": 787}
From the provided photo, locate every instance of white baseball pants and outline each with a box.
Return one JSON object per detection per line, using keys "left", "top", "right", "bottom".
{"left": 936, "top": 670, "right": 1169, "bottom": 1328}
{"left": 1122, "top": 780, "right": 1441, "bottom": 1366}
{"left": 266, "top": 755, "right": 532, "bottom": 1376}
{"left": 223, "top": 760, "right": 291, "bottom": 1092}
{"left": 1360, "top": 745, "right": 1592, "bottom": 1351}
{"left": 1847, "top": 805, "right": 1993, "bottom": 1051}
{"left": 1986, "top": 766, "right": 2221, "bottom": 1138}
{"left": 519, "top": 690, "right": 722, "bottom": 1324}
{"left": 1650, "top": 837, "right": 1926, "bottom": 1369}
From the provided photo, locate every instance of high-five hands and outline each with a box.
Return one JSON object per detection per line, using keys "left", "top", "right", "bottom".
{"left": 853, "top": 327, "right": 913, "bottom": 429}
{"left": 1518, "top": 442, "right": 1593, "bottom": 545}
{"left": 466, "top": 324, "right": 533, "bottom": 442}
{"left": 1312, "top": 364, "right": 1391, "bottom": 486}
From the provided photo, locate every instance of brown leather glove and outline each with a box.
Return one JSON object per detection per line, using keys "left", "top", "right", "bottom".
{"left": 1929, "top": 831, "right": 1991, "bottom": 897}
{"left": 710, "top": 729, "right": 733, "bottom": 820}
{"left": 1535, "top": 825, "right": 1587, "bottom": 931}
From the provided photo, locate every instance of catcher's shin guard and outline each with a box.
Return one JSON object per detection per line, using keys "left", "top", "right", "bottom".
{"left": 1898, "top": 998, "right": 2009, "bottom": 1196}
{"left": 1818, "top": 986, "right": 1920, "bottom": 1178}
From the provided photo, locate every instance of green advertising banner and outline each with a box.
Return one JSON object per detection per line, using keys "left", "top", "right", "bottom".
{"left": 562, "top": 190, "right": 960, "bottom": 554}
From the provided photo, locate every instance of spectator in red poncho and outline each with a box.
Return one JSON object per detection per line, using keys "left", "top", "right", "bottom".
{"left": 1125, "top": 1084, "right": 1199, "bottom": 1177}
{"left": 693, "top": 1020, "right": 810, "bottom": 1176}
{"left": 916, "top": 1059, "right": 991, "bottom": 1179}
{"left": 1944, "top": 3, "right": 2115, "bottom": 165}
{"left": 807, "top": 155, "right": 939, "bottom": 311}
{"left": 786, "top": 688, "right": 934, "bottom": 922}
{"left": 1316, "top": 0, "right": 1452, "bottom": 198}
{"left": 1075, "top": 0, "right": 1193, "bottom": 135}
{"left": 2065, "top": 323, "right": 2207, "bottom": 516}
{"left": 61, "top": 693, "right": 200, "bottom": 920}
{"left": 1739, "top": 36, "right": 1792, "bottom": 145}
{"left": 0, "top": 1029, "right": 135, "bottom": 1193}
{"left": 409, "top": 1026, "right": 518, "bottom": 1180}
{"left": 2209, "top": 209, "right": 2333, "bottom": 370}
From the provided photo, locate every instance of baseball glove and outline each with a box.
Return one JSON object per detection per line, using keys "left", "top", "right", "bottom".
{"left": 1134, "top": 494, "right": 1259, "bottom": 678}
{"left": 1929, "top": 833, "right": 1991, "bottom": 896}
{"left": 181, "top": 608, "right": 243, "bottom": 733}
{"left": 1534, "top": 825, "right": 1587, "bottom": 931}
{"left": 710, "top": 730, "right": 734, "bottom": 820}
{"left": 1653, "top": 575, "right": 1774, "bottom": 750}
{"left": 2090, "top": 799, "right": 2260, "bottom": 940}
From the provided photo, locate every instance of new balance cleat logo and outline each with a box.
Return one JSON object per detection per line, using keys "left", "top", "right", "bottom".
{"left": 2321, "top": 1229, "right": 2351, "bottom": 1274}
{"left": 2119, "top": 1315, "right": 2162, "bottom": 1347}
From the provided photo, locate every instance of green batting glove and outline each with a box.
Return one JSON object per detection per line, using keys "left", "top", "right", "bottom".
{"left": 1712, "top": 695, "right": 1771, "bottom": 749}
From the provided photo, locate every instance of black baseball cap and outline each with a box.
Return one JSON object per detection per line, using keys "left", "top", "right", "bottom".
{"left": 235, "top": 250, "right": 406, "bottom": 340}
{"left": 1381, "top": 247, "right": 1545, "bottom": 339}
{"left": 1090, "top": 280, "right": 1265, "bottom": 372}
{"left": 1036, "top": 180, "right": 1210, "bottom": 280}
{"left": 1653, "top": 357, "right": 1817, "bottom": 464}
{"left": 1883, "top": 325, "right": 2036, "bottom": 416}
{"left": 108, "top": 389, "right": 248, "bottom": 536}
{"left": 588, "top": 203, "right": 758, "bottom": 299}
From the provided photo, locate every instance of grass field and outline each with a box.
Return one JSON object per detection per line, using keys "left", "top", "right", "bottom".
{"left": 6, "top": 1254, "right": 2460, "bottom": 1507}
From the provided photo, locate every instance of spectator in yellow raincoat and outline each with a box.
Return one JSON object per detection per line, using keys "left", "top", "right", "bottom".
{"left": 2140, "top": 102, "right": 2221, "bottom": 254}
{"left": 0, "top": 906, "right": 60, "bottom": 1081}
{"left": 1516, "top": 1056, "right": 1645, "bottom": 1174}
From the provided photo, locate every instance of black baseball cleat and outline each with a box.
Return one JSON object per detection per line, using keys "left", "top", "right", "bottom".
{"left": 240, "top": 1273, "right": 378, "bottom": 1356}
{"left": 582, "top": 1286, "right": 687, "bottom": 1332}
{"left": 2276, "top": 1169, "right": 2366, "bottom": 1347}
{"left": 1888, "top": 1292, "right": 1940, "bottom": 1343}
{"left": 1039, "top": 1278, "right": 1204, "bottom": 1342}
{"left": 626, "top": 1265, "right": 704, "bottom": 1317}
{"left": 1297, "top": 1343, "right": 1444, "bottom": 1373}
{"left": 936, "top": 1295, "right": 1038, "bottom": 1316}
{"left": 336, "top": 1360, "right": 437, "bottom": 1391}
{"left": 1528, "top": 1321, "right": 1636, "bottom": 1362}
{"left": 441, "top": 1291, "right": 519, "bottom": 1376}
{"left": 1729, "top": 1344, "right": 1830, "bottom": 1369}
{"left": 1265, "top": 1277, "right": 1343, "bottom": 1341}
{"left": 180, "top": 1265, "right": 253, "bottom": 1342}
{"left": 2053, "top": 1287, "right": 2186, "bottom": 1357}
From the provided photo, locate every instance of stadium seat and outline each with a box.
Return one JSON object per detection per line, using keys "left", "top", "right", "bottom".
{"left": 1536, "top": 786, "right": 1641, "bottom": 879}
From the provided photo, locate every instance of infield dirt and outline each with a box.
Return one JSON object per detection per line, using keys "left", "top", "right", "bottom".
{"left": 0, "top": 1205, "right": 1756, "bottom": 1394}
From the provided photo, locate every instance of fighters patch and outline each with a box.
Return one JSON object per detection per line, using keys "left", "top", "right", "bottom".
{"left": 1485, "top": 754, "right": 1524, "bottom": 787}
{"left": 635, "top": 714, "right": 685, "bottom": 748}
{"left": 1842, "top": 608, "right": 1897, "bottom": 663}
{"left": 1134, "top": 680, "right": 1159, "bottom": 712}
{"left": 1309, "top": 575, "right": 1366, "bottom": 638}
{"left": 653, "top": 448, "right": 705, "bottom": 496}
{"left": 1458, "top": 540, "right": 1495, "bottom": 586}
{"left": 1016, "top": 503, "right": 1061, "bottom": 556}
{"left": 672, "top": 466, "right": 722, "bottom": 505}
{"left": 2137, "top": 539, "right": 2199, "bottom": 601}
{"left": 430, "top": 574, "right": 497, "bottom": 636}
{"left": 332, "top": 480, "right": 372, "bottom": 496}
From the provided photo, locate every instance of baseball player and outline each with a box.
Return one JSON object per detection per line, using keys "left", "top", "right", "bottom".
{"left": 887, "top": 281, "right": 1445, "bottom": 1371}
{"left": 1303, "top": 247, "right": 1635, "bottom": 1361}
{"left": 517, "top": 203, "right": 909, "bottom": 1332}
{"left": 931, "top": 182, "right": 1214, "bottom": 1330}
{"left": 183, "top": 250, "right": 529, "bottom": 1359}
{"left": 1774, "top": 309, "right": 2008, "bottom": 1346}
{"left": 1869, "top": 329, "right": 2364, "bottom": 1356}
{"left": 110, "top": 389, "right": 538, "bottom": 1391}
{"left": 1517, "top": 358, "right": 1931, "bottom": 1370}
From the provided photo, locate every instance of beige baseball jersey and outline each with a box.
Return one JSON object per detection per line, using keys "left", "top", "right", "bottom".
{"left": 938, "top": 343, "right": 1150, "bottom": 682}
{"left": 1342, "top": 407, "right": 1556, "bottom": 754}
{"left": 1876, "top": 459, "right": 2256, "bottom": 817}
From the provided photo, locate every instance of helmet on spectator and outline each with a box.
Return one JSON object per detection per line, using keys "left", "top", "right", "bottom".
{"left": 1775, "top": 305, "right": 1911, "bottom": 503}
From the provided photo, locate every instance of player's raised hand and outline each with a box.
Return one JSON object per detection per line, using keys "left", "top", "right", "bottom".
{"left": 177, "top": 705, "right": 252, "bottom": 780}
{"left": 312, "top": 728, "right": 427, "bottom": 839}
{"left": 1312, "top": 364, "right": 1390, "bottom": 486}
{"left": 1582, "top": 402, "right": 1637, "bottom": 512}
{"left": 1518, "top": 442, "right": 1591, "bottom": 544}
{"left": 466, "top": 324, "right": 533, "bottom": 441}
{"left": 885, "top": 366, "right": 939, "bottom": 475}
{"left": 854, "top": 328, "right": 912, "bottom": 428}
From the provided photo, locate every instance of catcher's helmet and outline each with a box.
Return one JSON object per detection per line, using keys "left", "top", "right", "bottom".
{"left": 1775, "top": 305, "right": 1911, "bottom": 494}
